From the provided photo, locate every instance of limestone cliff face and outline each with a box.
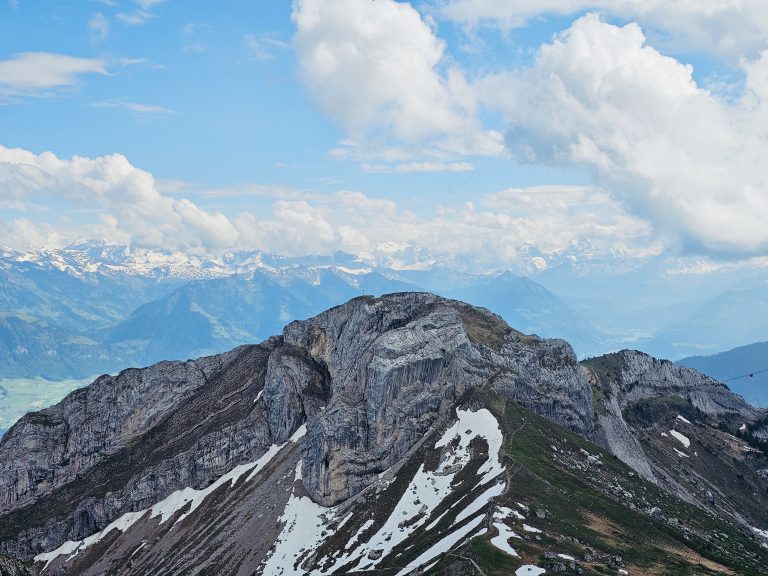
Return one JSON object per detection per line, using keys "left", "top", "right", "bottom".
{"left": 0, "top": 350, "right": 249, "bottom": 515}
{"left": 270, "top": 293, "right": 594, "bottom": 505}
{"left": 588, "top": 350, "right": 759, "bottom": 417}
{"left": 0, "top": 293, "right": 596, "bottom": 555}
{"left": 585, "top": 350, "right": 762, "bottom": 484}
{"left": 0, "top": 293, "right": 762, "bottom": 562}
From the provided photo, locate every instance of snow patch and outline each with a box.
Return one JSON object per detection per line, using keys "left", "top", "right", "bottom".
{"left": 453, "top": 481, "right": 504, "bottom": 525}
{"left": 739, "top": 423, "right": 747, "bottom": 431}
{"left": 557, "top": 553, "right": 575, "bottom": 561}
{"left": 393, "top": 515, "right": 485, "bottom": 576}
{"left": 336, "top": 513, "right": 353, "bottom": 530}
{"left": 673, "top": 448, "right": 689, "bottom": 458}
{"left": 669, "top": 429, "right": 690, "bottom": 448}
{"left": 318, "top": 408, "right": 507, "bottom": 573}
{"left": 35, "top": 425, "right": 307, "bottom": 571}
{"left": 516, "top": 566, "right": 546, "bottom": 575}
{"left": 523, "top": 524, "right": 542, "bottom": 533}
{"left": 344, "top": 519, "right": 374, "bottom": 550}
{"left": 34, "top": 511, "right": 146, "bottom": 571}
{"left": 254, "top": 389, "right": 263, "bottom": 403}
{"left": 676, "top": 415, "right": 691, "bottom": 424}
{"left": 489, "top": 506, "right": 521, "bottom": 557}
{"left": 260, "top": 493, "right": 337, "bottom": 576}
{"left": 435, "top": 408, "right": 505, "bottom": 484}
{"left": 425, "top": 509, "right": 449, "bottom": 531}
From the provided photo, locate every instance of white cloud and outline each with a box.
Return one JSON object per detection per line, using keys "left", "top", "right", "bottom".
{"left": 182, "top": 43, "right": 207, "bottom": 54}
{"left": 117, "top": 11, "right": 154, "bottom": 25}
{"left": 0, "top": 144, "right": 656, "bottom": 269}
{"left": 231, "top": 185, "right": 656, "bottom": 270}
{"left": 135, "top": 0, "right": 166, "bottom": 7}
{"left": 91, "top": 98, "right": 175, "bottom": 115}
{"left": 0, "top": 218, "right": 66, "bottom": 251}
{"left": 478, "top": 14, "right": 768, "bottom": 255}
{"left": 244, "top": 33, "right": 289, "bottom": 61}
{"left": 0, "top": 52, "right": 107, "bottom": 100}
{"left": 292, "top": 0, "right": 502, "bottom": 157}
{"left": 439, "top": 0, "right": 768, "bottom": 62}
{"left": 117, "top": 1, "right": 166, "bottom": 26}
{"left": 0, "top": 146, "right": 238, "bottom": 251}
{"left": 362, "top": 161, "right": 474, "bottom": 173}
{"left": 88, "top": 12, "right": 109, "bottom": 43}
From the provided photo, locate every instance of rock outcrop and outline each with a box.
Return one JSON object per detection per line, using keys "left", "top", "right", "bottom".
{"left": 0, "top": 293, "right": 763, "bottom": 568}
{"left": 0, "top": 293, "right": 596, "bottom": 555}
{"left": 0, "top": 555, "right": 30, "bottom": 576}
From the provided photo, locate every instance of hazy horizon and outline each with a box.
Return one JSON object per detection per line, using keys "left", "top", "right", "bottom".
{"left": 2, "top": 1, "right": 768, "bottom": 278}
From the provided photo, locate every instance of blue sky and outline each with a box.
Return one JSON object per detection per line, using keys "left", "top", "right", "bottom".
{"left": 1, "top": 0, "right": 767, "bottom": 272}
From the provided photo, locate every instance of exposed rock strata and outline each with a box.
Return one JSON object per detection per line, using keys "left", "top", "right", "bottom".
{"left": 0, "top": 293, "right": 763, "bottom": 562}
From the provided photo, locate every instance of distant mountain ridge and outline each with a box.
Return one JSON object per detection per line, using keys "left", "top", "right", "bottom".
{"left": 1, "top": 245, "right": 614, "bottom": 438}
{"left": 647, "top": 278, "right": 768, "bottom": 359}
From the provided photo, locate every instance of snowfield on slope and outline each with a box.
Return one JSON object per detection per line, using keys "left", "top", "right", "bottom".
{"left": 34, "top": 426, "right": 307, "bottom": 572}
{"left": 670, "top": 429, "right": 691, "bottom": 448}
{"left": 261, "top": 407, "right": 506, "bottom": 575}
{"left": 490, "top": 507, "right": 521, "bottom": 557}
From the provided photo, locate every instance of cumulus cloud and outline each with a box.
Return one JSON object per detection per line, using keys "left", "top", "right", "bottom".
{"left": 292, "top": 0, "right": 502, "bottom": 157}
{"left": 478, "top": 14, "right": 768, "bottom": 255}
{"left": 230, "top": 185, "right": 655, "bottom": 270}
{"left": 439, "top": 0, "right": 768, "bottom": 62}
{"left": 290, "top": 5, "right": 768, "bottom": 257}
{"left": 0, "top": 52, "right": 107, "bottom": 101}
{"left": 0, "top": 146, "right": 239, "bottom": 251}
{"left": 0, "top": 218, "right": 66, "bottom": 251}
{"left": 0, "top": 145, "right": 655, "bottom": 269}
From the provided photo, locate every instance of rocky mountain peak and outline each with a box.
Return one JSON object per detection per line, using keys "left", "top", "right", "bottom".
{"left": 0, "top": 293, "right": 765, "bottom": 575}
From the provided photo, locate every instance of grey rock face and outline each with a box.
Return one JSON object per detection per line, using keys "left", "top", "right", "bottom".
{"left": 0, "top": 342, "right": 277, "bottom": 558}
{"left": 0, "top": 293, "right": 597, "bottom": 554}
{"left": 0, "top": 555, "right": 30, "bottom": 576}
{"left": 0, "top": 352, "right": 239, "bottom": 515}
{"left": 295, "top": 296, "right": 486, "bottom": 505}
{"left": 585, "top": 349, "right": 765, "bottom": 484}
{"left": 589, "top": 350, "right": 759, "bottom": 417}
{"left": 0, "top": 293, "right": 761, "bottom": 564}
{"left": 283, "top": 294, "right": 595, "bottom": 505}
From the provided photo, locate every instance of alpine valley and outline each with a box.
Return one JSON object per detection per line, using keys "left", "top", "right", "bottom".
{"left": 0, "top": 293, "right": 766, "bottom": 575}
{"left": 2, "top": 241, "right": 768, "bottom": 436}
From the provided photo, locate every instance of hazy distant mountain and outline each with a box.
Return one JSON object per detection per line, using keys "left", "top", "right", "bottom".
{"left": 0, "top": 256, "right": 171, "bottom": 334}
{"left": 105, "top": 273, "right": 347, "bottom": 366}
{"left": 0, "top": 244, "right": 611, "bottom": 380}
{"left": 9, "top": 241, "right": 768, "bottom": 380}
{"left": 447, "top": 271, "right": 605, "bottom": 357}
{"left": 646, "top": 277, "right": 768, "bottom": 359}
{"left": 0, "top": 317, "right": 114, "bottom": 380}
{"left": 534, "top": 255, "right": 748, "bottom": 344}
{"left": 679, "top": 341, "right": 768, "bottom": 407}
